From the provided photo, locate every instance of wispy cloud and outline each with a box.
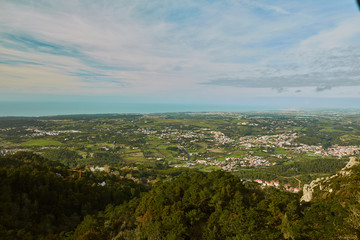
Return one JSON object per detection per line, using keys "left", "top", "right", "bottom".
{"left": 201, "top": 14, "right": 360, "bottom": 94}
{"left": 316, "top": 86, "right": 332, "bottom": 92}
{"left": 0, "top": 0, "right": 359, "bottom": 103}
{"left": 238, "top": 0, "right": 290, "bottom": 15}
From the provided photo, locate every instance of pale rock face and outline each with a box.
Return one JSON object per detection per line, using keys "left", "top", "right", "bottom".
{"left": 301, "top": 184, "right": 313, "bottom": 202}
{"left": 343, "top": 157, "right": 359, "bottom": 170}
{"left": 339, "top": 157, "right": 359, "bottom": 176}
{"left": 300, "top": 157, "right": 359, "bottom": 203}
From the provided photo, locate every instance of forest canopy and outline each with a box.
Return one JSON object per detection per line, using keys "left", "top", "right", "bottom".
{"left": 0, "top": 152, "right": 359, "bottom": 239}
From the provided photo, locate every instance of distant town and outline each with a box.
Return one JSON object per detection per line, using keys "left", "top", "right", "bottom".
{"left": 1, "top": 111, "right": 359, "bottom": 189}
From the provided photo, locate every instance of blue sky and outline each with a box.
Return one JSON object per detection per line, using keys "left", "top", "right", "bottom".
{"left": 0, "top": 0, "right": 359, "bottom": 110}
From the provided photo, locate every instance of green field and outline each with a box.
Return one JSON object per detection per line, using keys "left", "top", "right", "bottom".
{"left": 200, "top": 166, "right": 221, "bottom": 172}
{"left": 340, "top": 134, "right": 360, "bottom": 141}
{"left": 282, "top": 160, "right": 295, "bottom": 165}
{"left": 24, "top": 139, "right": 62, "bottom": 146}
{"left": 274, "top": 148, "right": 288, "bottom": 154}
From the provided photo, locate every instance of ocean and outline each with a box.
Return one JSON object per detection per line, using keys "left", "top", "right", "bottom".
{"left": 0, "top": 101, "right": 276, "bottom": 117}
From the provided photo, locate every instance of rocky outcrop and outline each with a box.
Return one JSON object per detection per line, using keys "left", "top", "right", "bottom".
{"left": 300, "top": 157, "right": 359, "bottom": 203}
{"left": 341, "top": 156, "right": 359, "bottom": 172}
{"left": 301, "top": 179, "right": 319, "bottom": 202}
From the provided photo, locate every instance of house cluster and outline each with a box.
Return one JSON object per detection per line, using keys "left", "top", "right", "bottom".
{"left": 283, "top": 184, "right": 301, "bottom": 193}
{"left": 239, "top": 133, "right": 298, "bottom": 148}
{"left": 134, "top": 128, "right": 157, "bottom": 135}
{"left": 87, "top": 165, "right": 110, "bottom": 173}
{"left": 239, "top": 132, "right": 359, "bottom": 159}
{"left": 190, "top": 155, "right": 274, "bottom": 172}
{"left": 0, "top": 148, "right": 29, "bottom": 155}
{"left": 159, "top": 128, "right": 183, "bottom": 139}
{"left": 158, "top": 128, "right": 209, "bottom": 141}
{"left": 241, "top": 156, "right": 276, "bottom": 168}
{"left": 253, "top": 179, "right": 300, "bottom": 193}
{"left": 0, "top": 127, "right": 15, "bottom": 132}
{"left": 291, "top": 144, "right": 360, "bottom": 158}
{"left": 254, "top": 179, "right": 280, "bottom": 188}
{"left": 26, "top": 128, "right": 80, "bottom": 136}
{"left": 193, "top": 158, "right": 238, "bottom": 171}
{"left": 239, "top": 122, "right": 258, "bottom": 126}
{"left": 291, "top": 144, "right": 323, "bottom": 154}
{"left": 323, "top": 145, "right": 360, "bottom": 158}
{"left": 211, "top": 131, "right": 234, "bottom": 144}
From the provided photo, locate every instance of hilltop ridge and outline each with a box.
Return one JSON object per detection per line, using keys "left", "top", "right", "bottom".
{"left": 301, "top": 157, "right": 359, "bottom": 202}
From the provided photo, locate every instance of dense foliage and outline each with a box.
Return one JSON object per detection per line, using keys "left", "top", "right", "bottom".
{"left": 235, "top": 157, "right": 347, "bottom": 183}
{"left": 0, "top": 152, "right": 359, "bottom": 239}
{"left": 0, "top": 152, "right": 147, "bottom": 239}
{"left": 78, "top": 171, "right": 300, "bottom": 239}
{"left": 70, "top": 165, "right": 360, "bottom": 240}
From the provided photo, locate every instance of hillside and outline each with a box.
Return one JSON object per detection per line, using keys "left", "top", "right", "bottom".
{"left": 1, "top": 152, "right": 359, "bottom": 239}
{"left": 0, "top": 152, "right": 148, "bottom": 239}
{"left": 299, "top": 157, "right": 360, "bottom": 239}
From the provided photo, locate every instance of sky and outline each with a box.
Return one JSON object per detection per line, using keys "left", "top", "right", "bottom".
{"left": 0, "top": 0, "right": 360, "bottom": 114}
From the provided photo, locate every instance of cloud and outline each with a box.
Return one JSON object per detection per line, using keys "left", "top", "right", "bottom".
{"left": 0, "top": 0, "right": 359, "bottom": 101}
{"left": 299, "top": 17, "right": 360, "bottom": 49}
{"left": 238, "top": 0, "right": 290, "bottom": 15}
{"left": 202, "top": 64, "right": 360, "bottom": 89}
{"left": 0, "top": 33, "right": 82, "bottom": 60}
{"left": 273, "top": 87, "right": 286, "bottom": 93}
{"left": 201, "top": 14, "right": 360, "bottom": 93}
{"left": 316, "top": 86, "right": 332, "bottom": 92}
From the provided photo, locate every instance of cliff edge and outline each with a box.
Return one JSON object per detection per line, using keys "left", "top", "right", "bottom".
{"left": 301, "top": 157, "right": 359, "bottom": 202}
